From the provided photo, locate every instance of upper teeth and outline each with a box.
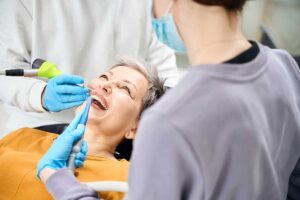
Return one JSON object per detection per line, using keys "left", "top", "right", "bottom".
{"left": 91, "top": 95, "right": 108, "bottom": 110}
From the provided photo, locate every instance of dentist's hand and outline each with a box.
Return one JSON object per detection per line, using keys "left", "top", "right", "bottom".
{"left": 37, "top": 111, "right": 88, "bottom": 179}
{"left": 42, "top": 74, "right": 89, "bottom": 112}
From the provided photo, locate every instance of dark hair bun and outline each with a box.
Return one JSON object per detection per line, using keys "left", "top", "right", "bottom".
{"left": 193, "top": 0, "right": 247, "bottom": 11}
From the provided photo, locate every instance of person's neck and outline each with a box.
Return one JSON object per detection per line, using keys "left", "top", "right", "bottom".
{"left": 83, "top": 126, "right": 118, "bottom": 160}
{"left": 177, "top": 4, "right": 251, "bottom": 65}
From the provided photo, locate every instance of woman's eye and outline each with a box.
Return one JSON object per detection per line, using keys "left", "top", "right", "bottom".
{"left": 98, "top": 74, "right": 108, "bottom": 80}
{"left": 122, "top": 86, "right": 131, "bottom": 95}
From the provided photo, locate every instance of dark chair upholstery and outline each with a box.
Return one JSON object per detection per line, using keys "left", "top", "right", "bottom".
{"left": 287, "top": 158, "right": 300, "bottom": 200}
{"left": 34, "top": 124, "right": 132, "bottom": 161}
{"left": 35, "top": 123, "right": 68, "bottom": 134}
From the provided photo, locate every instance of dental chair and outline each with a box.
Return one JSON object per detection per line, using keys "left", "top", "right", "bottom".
{"left": 34, "top": 123, "right": 130, "bottom": 192}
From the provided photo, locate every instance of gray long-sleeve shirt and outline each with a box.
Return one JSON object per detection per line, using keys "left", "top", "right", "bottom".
{"left": 46, "top": 43, "right": 300, "bottom": 199}
{"left": 46, "top": 169, "right": 98, "bottom": 200}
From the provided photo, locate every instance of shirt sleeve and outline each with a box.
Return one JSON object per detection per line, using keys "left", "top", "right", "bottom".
{"left": 146, "top": 30, "right": 179, "bottom": 88}
{"left": 46, "top": 168, "right": 99, "bottom": 200}
{"left": 125, "top": 112, "right": 204, "bottom": 200}
{"left": 0, "top": 0, "right": 46, "bottom": 112}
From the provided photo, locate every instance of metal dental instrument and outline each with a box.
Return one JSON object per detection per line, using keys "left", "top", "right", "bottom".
{"left": 77, "top": 84, "right": 94, "bottom": 93}
{"left": 0, "top": 59, "right": 62, "bottom": 79}
{"left": 85, "top": 86, "right": 94, "bottom": 92}
{"left": 67, "top": 96, "right": 92, "bottom": 171}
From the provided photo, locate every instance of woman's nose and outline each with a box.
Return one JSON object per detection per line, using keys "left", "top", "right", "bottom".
{"left": 91, "top": 81, "right": 114, "bottom": 96}
{"left": 101, "top": 84, "right": 112, "bottom": 95}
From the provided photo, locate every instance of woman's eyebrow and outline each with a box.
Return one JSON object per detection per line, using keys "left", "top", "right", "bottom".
{"left": 100, "top": 71, "right": 113, "bottom": 79}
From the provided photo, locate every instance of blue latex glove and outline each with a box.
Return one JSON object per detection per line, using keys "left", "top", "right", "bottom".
{"left": 37, "top": 111, "right": 88, "bottom": 179}
{"left": 43, "top": 74, "right": 89, "bottom": 112}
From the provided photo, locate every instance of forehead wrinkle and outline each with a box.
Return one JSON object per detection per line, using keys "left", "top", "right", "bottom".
{"left": 108, "top": 71, "right": 113, "bottom": 76}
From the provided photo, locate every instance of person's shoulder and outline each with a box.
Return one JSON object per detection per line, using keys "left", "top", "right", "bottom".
{"left": 146, "top": 69, "right": 223, "bottom": 117}
{"left": 0, "top": 127, "right": 57, "bottom": 149}
{"left": 142, "top": 69, "right": 251, "bottom": 137}
{"left": 17, "top": 127, "right": 57, "bottom": 139}
{"left": 260, "top": 43, "right": 300, "bottom": 79}
{"left": 260, "top": 43, "right": 298, "bottom": 66}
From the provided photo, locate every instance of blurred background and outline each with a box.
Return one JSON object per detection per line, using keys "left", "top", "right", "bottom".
{"left": 176, "top": 0, "right": 300, "bottom": 77}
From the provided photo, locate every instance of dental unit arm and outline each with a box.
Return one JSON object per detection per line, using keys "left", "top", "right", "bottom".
{"left": 0, "top": 59, "right": 94, "bottom": 91}
{"left": 0, "top": 59, "right": 62, "bottom": 79}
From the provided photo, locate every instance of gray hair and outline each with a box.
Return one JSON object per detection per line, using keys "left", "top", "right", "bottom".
{"left": 111, "top": 56, "right": 167, "bottom": 120}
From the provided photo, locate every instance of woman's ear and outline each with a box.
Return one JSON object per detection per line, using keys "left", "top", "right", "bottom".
{"left": 125, "top": 127, "right": 137, "bottom": 139}
{"left": 125, "top": 120, "right": 139, "bottom": 140}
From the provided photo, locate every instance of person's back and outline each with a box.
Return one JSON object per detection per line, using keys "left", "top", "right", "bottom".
{"left": 130, "top": 43, "right": 300, "bottom": 199}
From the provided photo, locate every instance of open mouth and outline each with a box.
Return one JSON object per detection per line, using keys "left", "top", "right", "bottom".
{"left": 90, "top": 95, "right": 108, "bottom": 110}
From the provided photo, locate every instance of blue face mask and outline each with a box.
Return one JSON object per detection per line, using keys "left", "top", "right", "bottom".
{"left": 151, "top": 2, "right": 186, "bottom": 53}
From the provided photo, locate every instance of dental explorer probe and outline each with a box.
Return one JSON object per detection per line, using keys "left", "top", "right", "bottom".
{"left": 67, "top": 96, "right": 92, "bottom": 171}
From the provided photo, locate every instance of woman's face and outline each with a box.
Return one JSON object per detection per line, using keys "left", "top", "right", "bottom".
{"left": 76, "top": 66, "right": 149, "bottom": 138}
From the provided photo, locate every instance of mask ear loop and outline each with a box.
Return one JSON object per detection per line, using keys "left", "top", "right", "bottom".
{"left": 164, "top": 0, "right": 175, "bottom": 15}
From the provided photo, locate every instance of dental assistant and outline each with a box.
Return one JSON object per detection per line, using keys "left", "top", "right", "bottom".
{"left": 0, "top": 0, "right": 178, "bottom": 136}
{"left": 38, "top": 0, "right": 300, "bottom": 199}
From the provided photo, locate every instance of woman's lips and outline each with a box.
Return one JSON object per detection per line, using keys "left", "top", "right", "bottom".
{"left": 90, "top": 94, "right": 109, "bottom": 110}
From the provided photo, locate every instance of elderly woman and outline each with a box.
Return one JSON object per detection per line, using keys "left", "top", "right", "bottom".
{"left": 0, "top": 58, "right": 166, "bottom": 200}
